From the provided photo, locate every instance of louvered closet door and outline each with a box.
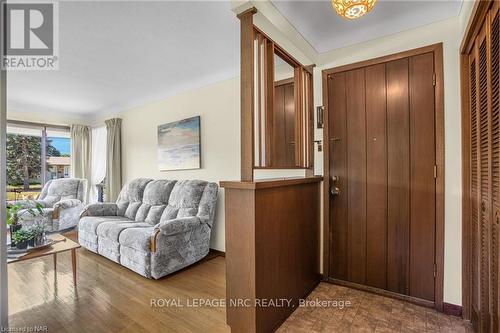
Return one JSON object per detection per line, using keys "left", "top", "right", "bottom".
{"left": 477, "top": 22, "right": 492, "bottom": 333}
{"left": 468, "top": 5, "right": 500, "bottom": 332}
{"left": 470, "top": 45, "right": 481, "bottom": 331}
{"left": 489, "top": 6, "right": 500, "bottom": 333}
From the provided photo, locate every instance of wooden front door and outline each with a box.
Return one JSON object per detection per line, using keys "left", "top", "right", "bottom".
{"left": 326, "top": 51, "right": 438, "bottom": 302}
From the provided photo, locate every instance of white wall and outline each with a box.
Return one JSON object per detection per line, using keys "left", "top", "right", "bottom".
{"left": 458, "top": 0, "right": 475, "bottom": 40}
{"left": 313, "top": 16, "right": 465, "bottom": 306}
{"left": 7, "top": 109, "right": 90, "bottom": 126}
{"left": 119, "top": 78, "right": 240, "bottom": 251}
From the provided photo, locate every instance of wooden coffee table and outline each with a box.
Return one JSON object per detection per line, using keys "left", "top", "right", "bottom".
{"left": 7, "top": 233, "right": 81, "bottom": 285}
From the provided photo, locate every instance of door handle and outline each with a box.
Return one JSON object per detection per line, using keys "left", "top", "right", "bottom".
{"left": 330, "top": 186, "right": 340, "bottom": 196}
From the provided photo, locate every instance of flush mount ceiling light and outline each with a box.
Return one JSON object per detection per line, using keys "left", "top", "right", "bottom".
{"left": 332, "top": 0, "right": 378, "bottom": 19}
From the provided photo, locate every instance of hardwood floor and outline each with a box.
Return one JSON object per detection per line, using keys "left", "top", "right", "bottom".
{"left": 8, "top": 232, "right": 472, "bottom": 332}
{"left": 8, "top": 237, "right": 230, "bottom": 333}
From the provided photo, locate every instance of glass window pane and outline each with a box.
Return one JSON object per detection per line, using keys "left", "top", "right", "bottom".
{"left": 46, "top": 129, "right": 71, "bottom": 181}
{"left": 6, "top": 125, "right": 43, "bottom": 201}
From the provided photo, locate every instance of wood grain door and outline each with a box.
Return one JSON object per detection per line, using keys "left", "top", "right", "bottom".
{"left": 327, "top": 53, "right": 437, "bottom": 302}
{"left": 490, "top": 8, "right": 500, "bottom": 332}
{"left": 273, "top": 82, "right": 295, "bottom": 166}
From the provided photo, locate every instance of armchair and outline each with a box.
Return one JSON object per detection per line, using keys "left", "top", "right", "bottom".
{"left": 9, "top": 178, "right": 88, "bottom": 232}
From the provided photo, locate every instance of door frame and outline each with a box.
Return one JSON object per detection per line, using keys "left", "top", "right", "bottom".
{"left": 321, "top": 43, "right": 445, "bottom": 311}
{"left": 459, "top": 0, "right": 496, "bottom": 322}
{"left": 0, "top": 44, "right": 7, "bottom": 328}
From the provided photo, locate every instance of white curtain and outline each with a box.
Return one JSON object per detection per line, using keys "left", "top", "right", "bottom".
{"left": 89, "top": 126, "right": 107, "bottom": 203}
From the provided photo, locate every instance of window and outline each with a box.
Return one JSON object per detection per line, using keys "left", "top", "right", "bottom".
{"left": 6, "top": 121, "right": 71, "bottom": 201}
{"left": 46, "top": 128, "right": 71, "bottom": 181}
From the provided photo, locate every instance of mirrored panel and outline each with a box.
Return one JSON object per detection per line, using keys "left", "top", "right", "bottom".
{"left": 272, "top": 53, "right": 296, "bottom": 167}
{"left": 253, "top": 28, "right": 313, "bottom": 169}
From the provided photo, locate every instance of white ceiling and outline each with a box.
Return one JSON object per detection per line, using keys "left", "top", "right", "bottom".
{"left": 7, "top": 1, "right": 465, "bottom": 119}
{"left": 7, "top": 1, "right": 239, "bottom": 118}
{"left": 271, "top": 0, "right": 463, "bottom": 53}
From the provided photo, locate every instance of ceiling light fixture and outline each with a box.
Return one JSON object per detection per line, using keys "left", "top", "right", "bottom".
{"left": 332, "top": 0, "right": 378, "bottom": 19}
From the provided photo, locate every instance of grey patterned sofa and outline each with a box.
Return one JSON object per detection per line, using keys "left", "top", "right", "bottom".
{"left": 78, "top": 178, "right": 218, "bottom": 279}
{"left": 8, "top": 178, "right": 87, "bottom": 232}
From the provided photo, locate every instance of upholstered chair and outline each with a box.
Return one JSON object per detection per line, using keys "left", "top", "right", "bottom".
{"left": 8, "top": 178, "right": 88, "bottom": 232}
{"left": 78, "top": 178, "right": 219, "bottom": 279}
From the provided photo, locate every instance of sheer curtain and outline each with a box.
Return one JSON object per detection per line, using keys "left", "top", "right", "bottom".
{"left": 89, "top": 126, "right": 107, "bottom": 203}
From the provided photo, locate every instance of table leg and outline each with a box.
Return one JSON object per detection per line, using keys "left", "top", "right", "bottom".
{"left": 71, "top": 249, "right": 77, "bottom": 286}
{"left": 53, "top": 253, "right": 57, "bottom": 271}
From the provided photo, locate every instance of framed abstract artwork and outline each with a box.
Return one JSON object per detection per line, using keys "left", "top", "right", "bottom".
{"left": 157, "top": 116, "right": 201, "bottom": 171}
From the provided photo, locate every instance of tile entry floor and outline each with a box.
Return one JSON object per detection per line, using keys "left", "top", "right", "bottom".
{"left": 278, "top": 283, "right": 473, "bottom": 333}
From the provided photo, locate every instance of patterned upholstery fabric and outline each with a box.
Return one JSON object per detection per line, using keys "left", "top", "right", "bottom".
{"left": 78, "top": 178, "right": 219, "bottom": 279}
{"left": 8, "top": 178, "right": 87, "bottom": 232}
{"left": 40, "top": 178, "right": 86, "bottom": 206}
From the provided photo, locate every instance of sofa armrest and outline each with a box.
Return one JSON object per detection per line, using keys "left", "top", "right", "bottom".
{"left": 151, "top": 217, "right": 202, "bottom": 252}
{"left": 52, "top": 199, "right": 83, "bottom": 219}
{"left": 7, "top": 200, "right": 46, "bottom": 209}
{"left": 157, "top": 216, "right": 201, "bottom": 235}
{"left": 54, "top": 199, "right": 82, "bottom": 210}
{"left": 80, "top": 203, "right": 118, "bottom": 218}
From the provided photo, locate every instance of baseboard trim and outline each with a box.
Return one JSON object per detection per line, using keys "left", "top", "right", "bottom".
{"left": 443, "top": 302, "right": 462, "bottom": 317}
{"left": 325, "top": 277, "right": 435, "bottom": 310}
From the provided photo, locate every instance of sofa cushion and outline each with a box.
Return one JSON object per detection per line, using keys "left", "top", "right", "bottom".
{"left": 135, "top": 180, "right": 176, "bottom": 224}
{"left": 160, "top": 205, "right": 178, "bottom": 221}
{"left": 145, "top": 205, "right": 166, "bottom": 225}
{"left": 119, "top": 226, "right": 156, "bottom": 252}
{"left": 120, "top": 246, "right": 151, "bottom": 278}
{"left": 79, "top": 216, "right": 132, "bottom": 235}
{"left": 196, "top": 183, "right": 219, "bottom": 225}
{"left": 98, "top": 239, "right": 120, "bottom": 263}
{"left": 40, "top": 178, "right": 84, "bottom": 207}
{"left": 115, "top": 178, "right": 152, "bottom": 217}
{"left": 96, "top": 221, "right": 151, "bottom": 242}
{"left": 159, "top": 180, "right": 209, "bottom": 223}
{"left": 79, "top": 229, "right": 98, "bottom": 245}
{"left": 124, "top": 201, "right": 142, "bottom": 220}
{"left": 142, "top": 180, "right": 177, "bottom": 205}
{"left": 135, "top": 203, "right": 151, "bottom": 222}
{"left": 79, "top": 233, "right": 98, "bottom": 253}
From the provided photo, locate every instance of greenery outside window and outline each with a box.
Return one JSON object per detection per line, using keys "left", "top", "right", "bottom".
{"left": 6, "top": 121, "right": 71, "bottom": 201}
